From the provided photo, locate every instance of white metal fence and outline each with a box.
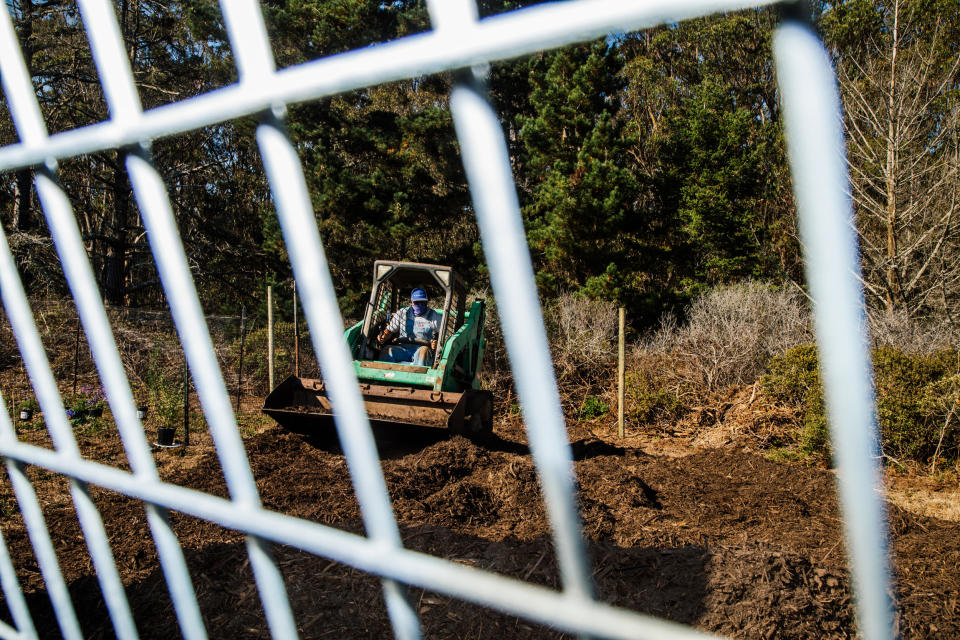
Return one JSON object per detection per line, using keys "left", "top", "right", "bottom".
{"left": 0, "top": 0, "right": 894, "bottom": 638}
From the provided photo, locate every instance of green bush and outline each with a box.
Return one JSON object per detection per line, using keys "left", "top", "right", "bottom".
{"left": 762, "top": 344, "right": 820, "bottom": 405}
{"left": 763, "top": 344, "right": 960, "bottom": 466}
{"left": 873, "top": 348, "right": 959, "bottom": 464}
{"left": 919, "top": 372, "right": 960, "bottom": 469}
{"left": 145, "top": 348, "right": 185, "bottom": 429}
{"left": 580, "top": 396, "right": 610, "bottom": 420}
{"left": 762, "top": 344, "right": 828, "bottom": 459}
{"left": 17, "top": 397, "right": 39, "bottom": 412}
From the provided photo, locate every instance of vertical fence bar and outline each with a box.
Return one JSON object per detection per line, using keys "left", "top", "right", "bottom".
{"left": 436, "top": 0, "right": 594, "bottom": 604}
{"left": 214, "top": 0, "right": 423, "bottom": 636}
{"left": 450, "top": 67, "right": 594, "bottom": 604}
{"left": 3, "top": 4, "right": 210, "bottom": 635}
{"left": 773, "top": 11, "right": 894, "bottom": 640}
{"left": 257, "top": 109, "right": 424, "bottom": 640}
{"left": 34, "top": 166, "right": 142, "bottom": 640}
{"left": 126, "top": 147, "right": 301, "bottom": 639}
{"left": 74, "top": 0, "right": 299, "bottom": 634}
{"left": 0, "top": 7, "right": 157, "bottom": 639}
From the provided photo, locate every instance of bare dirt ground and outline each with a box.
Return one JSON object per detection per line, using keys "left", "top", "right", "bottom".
{"left": 1, "top": 389, "right": 958, "bottom": 639}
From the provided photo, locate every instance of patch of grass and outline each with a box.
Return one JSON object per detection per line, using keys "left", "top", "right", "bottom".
{"left": 580, "top": 396, "right": 610, "bottom": 420}
{"left": 83, "top": 417, "right": 108, "bottom": 436}
{"left": 765, "top": 447, "right": 804, "bottom": 463}
{"left": 237, "top": 412, "right": 270, "bottom": 436}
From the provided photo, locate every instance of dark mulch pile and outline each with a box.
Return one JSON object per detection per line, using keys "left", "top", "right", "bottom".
{"left": 0, "top": 416, "right": 957, "bottom": 638}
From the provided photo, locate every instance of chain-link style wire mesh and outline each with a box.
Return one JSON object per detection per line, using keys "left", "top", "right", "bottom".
{"left": 0, "top": 0, "right": 895, "bottom": 639}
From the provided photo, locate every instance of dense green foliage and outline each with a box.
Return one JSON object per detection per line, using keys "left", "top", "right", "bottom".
{"left": 764, "top": 345, "right": 960, "bottom": 467}
{"left": 762, "top": 345, "right": 829, "bottom": 459}
{"left": 1, "top": 0, "right": 958, "bottom": 328}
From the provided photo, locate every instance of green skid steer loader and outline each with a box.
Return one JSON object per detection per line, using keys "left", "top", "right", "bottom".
{"left": 263, "top": 261, "right": 493, "bottom": 437}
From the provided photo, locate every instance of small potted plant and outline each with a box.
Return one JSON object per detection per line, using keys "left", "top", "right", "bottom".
{"left": 85, "top": 386, "right": 107, "bottom": 418}
{"left": 65, "top": 393, "right": 89, "bottom": 425}
{"left": 132, "top": 382, "right": 149, "bottom": 419}
{"left": 154, "top": 385, "right": 180, "bottom": 447}
{"left": 17, "top": 397, "right": 39, "bottom": 422}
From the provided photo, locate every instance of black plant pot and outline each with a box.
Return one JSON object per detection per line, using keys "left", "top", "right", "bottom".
{"left": 19, "top": 409, "right": 33, "bottom": 421}
{"left": 136, "top": 407, "right": 148, "bottom": 420}
{"left": 157, "top": 427, "right": 175, "bottom": 446}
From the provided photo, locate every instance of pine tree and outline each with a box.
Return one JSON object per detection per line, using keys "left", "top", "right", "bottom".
{"left": 519, "top": 42, "right": 643, "bottom": 305}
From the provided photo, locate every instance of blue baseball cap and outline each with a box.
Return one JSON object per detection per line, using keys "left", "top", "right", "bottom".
{"left": 411, "top": 288, "right": 428, "bottom": 302}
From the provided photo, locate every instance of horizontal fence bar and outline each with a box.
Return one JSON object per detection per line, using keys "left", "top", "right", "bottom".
{"left": 0, "top": 438, "right": 718, "bottom": 640}
{"left": 0, "top": 0, "right": 781, "bottom": 172}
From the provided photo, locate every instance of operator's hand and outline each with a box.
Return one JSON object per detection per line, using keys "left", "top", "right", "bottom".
{"left": 430, "top": 338, "right": 437, "bottom": 351}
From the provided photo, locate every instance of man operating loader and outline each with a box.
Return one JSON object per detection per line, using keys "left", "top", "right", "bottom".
{"left": 376, "top": 287, "right": 442, "bottom": 366}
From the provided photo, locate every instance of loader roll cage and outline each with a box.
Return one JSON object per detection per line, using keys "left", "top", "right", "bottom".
{"left": 357, "top": 260, "right": 467, "bottom": 369}
{"left": 265, "top": 260, "right": 490, "bottom": 435}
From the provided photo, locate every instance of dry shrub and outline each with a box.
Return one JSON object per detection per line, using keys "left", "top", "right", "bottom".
{"left": 6, "top": 232, "right": 68, "bottom": 297}
{"left": 867, "top": 308, "right": 960, "bottom": 354}
{"left": 639, "top": 281, "right": 812, "bottom": 396}
{"left": 473, "top": 292, "right": 618, "bottom": 402}
{"left": 546, "top": 293, "right": 618, "bottom": 383}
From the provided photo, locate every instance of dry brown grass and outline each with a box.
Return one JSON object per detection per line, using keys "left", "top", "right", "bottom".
{"left": 887, "top": 471, "right": 960, "bottom": 522}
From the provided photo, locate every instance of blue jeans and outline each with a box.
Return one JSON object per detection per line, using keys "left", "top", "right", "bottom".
{"left": 381, "top": 344, "right": 432, "bottom": 366}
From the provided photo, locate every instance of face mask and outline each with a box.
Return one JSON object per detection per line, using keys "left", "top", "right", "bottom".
{"left": 411, "top": 301, "right": 427, "bottom": 317}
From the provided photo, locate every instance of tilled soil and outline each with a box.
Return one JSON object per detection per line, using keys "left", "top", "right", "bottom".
{"left": 0, "top": 411, "right": 958, "bottom": 639}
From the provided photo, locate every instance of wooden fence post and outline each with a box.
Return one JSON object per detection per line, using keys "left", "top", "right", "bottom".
{"left": 183, "top": 356, "right": 190, "bottom": 447}
{"left": 267, "top": 285, "right": 274, "bottom": 391}
{"left": 293, "top": 280, "right": 300, "bottom": 377}
{"left": 618, "top": 306, "right": 625, "bottom": 439}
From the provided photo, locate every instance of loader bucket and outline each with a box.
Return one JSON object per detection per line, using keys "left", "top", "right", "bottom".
{"left": 262, "top": 375, "right": 474, "bottom": 434}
